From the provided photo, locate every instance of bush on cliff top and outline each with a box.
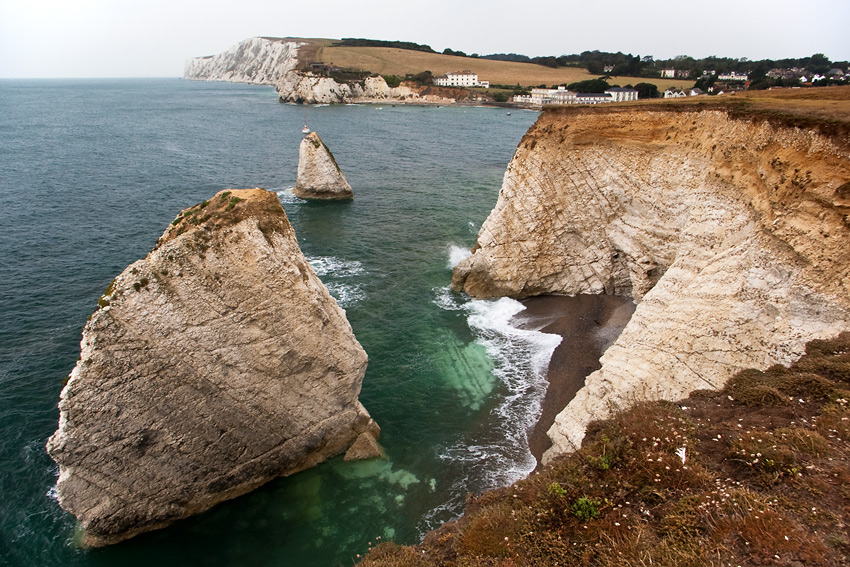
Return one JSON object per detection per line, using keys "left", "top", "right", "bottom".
{"left": 358, "top": 332, "right": 850, "bottom": 567}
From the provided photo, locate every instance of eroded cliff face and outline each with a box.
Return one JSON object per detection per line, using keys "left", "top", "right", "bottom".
{"left": 47, "top": 189, "right": 377, "bottom": 546}
{"left": 184, "top": 37, "right": 303, "bottom": 84}
{"left": 276, "top": 71, "right": 472, "bottom": 105}
{"left": 295, "top": 132, "right": 353, "bottom": 200}
{"left": 452, "top": 107, "right": 850, "bottom": 461}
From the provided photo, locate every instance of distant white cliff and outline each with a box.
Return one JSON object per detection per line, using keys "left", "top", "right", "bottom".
{"left": 184, "top": 37, "right": 303, "bottom": 85}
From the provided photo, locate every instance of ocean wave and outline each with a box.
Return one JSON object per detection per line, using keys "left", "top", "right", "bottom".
{"left": 276, "top": 187, "right": 305, "bottom": 204}
{"left": 324, "top": 282, "right": 366, "bottom": 308}
{"left": 307, "top": 256, "right": 365, "bottom": 278}
{"left": 422, "top": 289, "right": 562, "bottom": 533}
{"left": 431, "top": 286, "right": 464, "bottom": 311}
{"left": 446, "top": 244, "right": 471, "bottom": 269}
{"left": 307, "top": 256, "right": 367, "bottom": 307}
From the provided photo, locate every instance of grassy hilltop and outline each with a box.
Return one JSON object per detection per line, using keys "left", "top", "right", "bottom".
{"left": 272, "top": 37, "right": 695, "bottom": 92}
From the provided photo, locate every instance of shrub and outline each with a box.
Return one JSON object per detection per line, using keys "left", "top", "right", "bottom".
{"left": 570, "top": 496, "right": 602, "bottom": 521}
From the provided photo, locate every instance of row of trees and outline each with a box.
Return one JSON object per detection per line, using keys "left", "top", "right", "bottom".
{"left": 442, "top": 47, "right": 848, "bottom": 82}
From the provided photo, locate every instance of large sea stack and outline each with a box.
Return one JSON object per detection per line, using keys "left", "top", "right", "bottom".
{"left": 452, "top": 100, "right": 850, "bottom": 462}
{"left": 47, "top": 188, "right": 378, "bottom": 546}
{"left": 295, "top": 132, "right": 354, "bottom": 200}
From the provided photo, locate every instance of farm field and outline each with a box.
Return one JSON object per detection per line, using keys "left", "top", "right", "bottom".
{"left": 284, "top": 38, "right": 695, "bottom": 91}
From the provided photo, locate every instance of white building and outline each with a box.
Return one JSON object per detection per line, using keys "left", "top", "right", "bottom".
{"left": 606, "top": 87, "right": 638, "bottom": 102}
{"left": 433, "top": 70, "right": 489, "bottom": 88}
{"left": 514, "top": 86, "right": 637, "bottom": 106}
{"left": 664, "top": 88, "right": 686, "bottom": 98}
{"left": 576, "top": 93, "right": 614, "bottom": 104}
{"left": 660, "top": 68, "right": 676, "bottom": 78}
{"left": 717, "top": 71, "right": 749, "bottom": 81}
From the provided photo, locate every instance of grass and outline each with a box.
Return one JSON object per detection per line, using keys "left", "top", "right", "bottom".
{"left": 358, "top": 332, "right": 850, "bottom": 566}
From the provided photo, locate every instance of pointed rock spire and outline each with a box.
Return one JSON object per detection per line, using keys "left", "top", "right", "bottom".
{"left": 294, "top": 132, "right": 353, "bottom": 200}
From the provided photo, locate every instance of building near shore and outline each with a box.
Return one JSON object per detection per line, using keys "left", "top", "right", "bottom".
{"left": 606, "top": 87, "right": 639, "bottom": 102}
{"left": 434, "top": 70, "right": 489, "bottom": 88}
{"left": 514, "top": 86, "right": 637, "bottom": 106}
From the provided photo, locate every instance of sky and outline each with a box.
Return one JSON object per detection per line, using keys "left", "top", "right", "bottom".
{"left": 1, "top": 0, "right": 848, "bottom": 78}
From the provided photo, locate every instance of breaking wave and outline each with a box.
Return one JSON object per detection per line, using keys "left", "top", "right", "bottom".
{"left": 422, "top": 268, "right": 562, "bottom": 532}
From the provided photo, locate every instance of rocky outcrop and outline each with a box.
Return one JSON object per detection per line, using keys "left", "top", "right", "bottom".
{"left": 47, "top": 189, "right": 377, "bottom": 546}
{"left": 452, "top": 106, "right": 850, "bottom": 462}
{"left": 295, "top": 132, "right": 353, "bottom": 200}
{"left": 184, "top": 37, "right": 303, "bottom": 84}
{"left": 276, "top": 71, "right": 473, "bottom": 105}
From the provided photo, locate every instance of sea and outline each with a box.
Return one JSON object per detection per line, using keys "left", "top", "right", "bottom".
{"left": 0, "top": 78, "right": 557, "bottom": 566}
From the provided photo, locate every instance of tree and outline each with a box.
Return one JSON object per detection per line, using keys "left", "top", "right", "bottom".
{"left": 442, "top": 48, "right": 467, "bottom": 57}
{"left": 532, "top": 56, "right": 560, "bottom": 68}
{"left": 567, "top": 78, "right": 612, "bottom": 93}
{"left": 633, "top": 82, "right": 660, "bottom": 99}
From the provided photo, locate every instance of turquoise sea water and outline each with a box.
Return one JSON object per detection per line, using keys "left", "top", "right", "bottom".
{"left": 0, "top": 78, "right": 552, "bottom": 566}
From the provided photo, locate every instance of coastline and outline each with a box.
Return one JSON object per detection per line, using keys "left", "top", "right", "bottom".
{"left": 511, "top": 295, "right": 635, "bottom": 461}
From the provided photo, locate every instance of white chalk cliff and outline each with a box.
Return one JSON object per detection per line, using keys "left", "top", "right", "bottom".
{"left": 452, "top": 106, "right": 850, "bottom": 462}
{"left": 47, "top": 189, "right": 378, "bottom": 546}
{"left": 295, "top": 132, "right": 354, "bottom": 200}
{"left": 184, "top": 37, "right": 303, "bottom": 84}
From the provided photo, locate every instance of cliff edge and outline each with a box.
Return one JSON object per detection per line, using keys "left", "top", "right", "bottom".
{"left": 184, "top": 37, "right": 304, "bottom": 84}
{"left": 47, "top": 189, "right": 377, "bottom": 546}
{"left": 452, "top": 98, "right": 850, "bottom": 461}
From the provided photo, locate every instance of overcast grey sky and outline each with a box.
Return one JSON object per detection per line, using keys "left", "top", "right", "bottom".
{"left": 1, "top": 0, "right": 847, "bottom": 78}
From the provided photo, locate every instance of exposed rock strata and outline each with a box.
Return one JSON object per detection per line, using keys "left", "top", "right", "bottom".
{"left": 452, "top": 107, "right": 850, "bottom": 462}
{"left": 184, "top": 37, "right": 303, "bottom": 84}
{"left": 295, "top": 132, "right": 353, "bottom": 200}
{"left": 276, "top": 71, "right": 473, "bottom": 105}
{"left": 47, "top": 189, "right": 376, "bottom": 546}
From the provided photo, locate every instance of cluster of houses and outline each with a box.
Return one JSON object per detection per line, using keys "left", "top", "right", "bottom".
{"left": 433, "top": 71, "right": 490, "bottom": 88}
{"left": 660, "top": 68, "right": 693, "bottom": 79}
{"left": 513, "top": 85, "right": 639, "bottom": 106}
{"left": 661, "top": 68, "right": 750, "bottom": 82}
{"left": 663, "top": 87, "right": 706, "bottom": 98}
{"left": 766, "top": 67, "right": 846, "bottom": 84}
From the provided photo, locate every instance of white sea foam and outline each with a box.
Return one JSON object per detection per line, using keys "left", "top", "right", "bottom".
{"left": 276, "top": 187, "right": 304, "bottom": 204}
{"left": 324, "top": 282, "right": 366, "bottom": 308}
{"left": 306, "top": 256, "right": 367, "bottom": 307}
{"left": 431, "top": 285, "right": 464, "bottom": 311}
{"left": 447, "top": 244, "right": 471, "bottom": 269}
{"left": 307, "top": 256, "right": 365, "bottom": 278}
{"left": 422, "top": 287, "right": 562, "bottom": 532}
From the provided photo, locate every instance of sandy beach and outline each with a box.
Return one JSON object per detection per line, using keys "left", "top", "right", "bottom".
{"left": 511, "top": 295, "right": 635, "bottom": 461}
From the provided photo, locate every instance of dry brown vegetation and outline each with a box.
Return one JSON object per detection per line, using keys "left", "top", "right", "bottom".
{"left": 276, "top": 38, "right": 694, "bottom": 91}
{"left": 157, "top": 188, "right": 292, "bottom": 248}
{"left": 358, "top": 333, "right": 850, "bottom": 567}
{"left": 544, "top": 85, "right": 850, "bottom": 140}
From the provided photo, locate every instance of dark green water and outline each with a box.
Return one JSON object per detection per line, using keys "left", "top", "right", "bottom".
{"left": 0, "top": 78, "right": 554, "bottom": 566}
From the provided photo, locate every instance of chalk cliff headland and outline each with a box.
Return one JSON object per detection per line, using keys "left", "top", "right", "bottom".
{"left": 47, "top": 189, "right": 378, "bottom": 546}
{"left": 453, "top": 100, "right": 850, "bottom": 461}
{"left": 184, "top": 37, "right": 477, "bottom": 105}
